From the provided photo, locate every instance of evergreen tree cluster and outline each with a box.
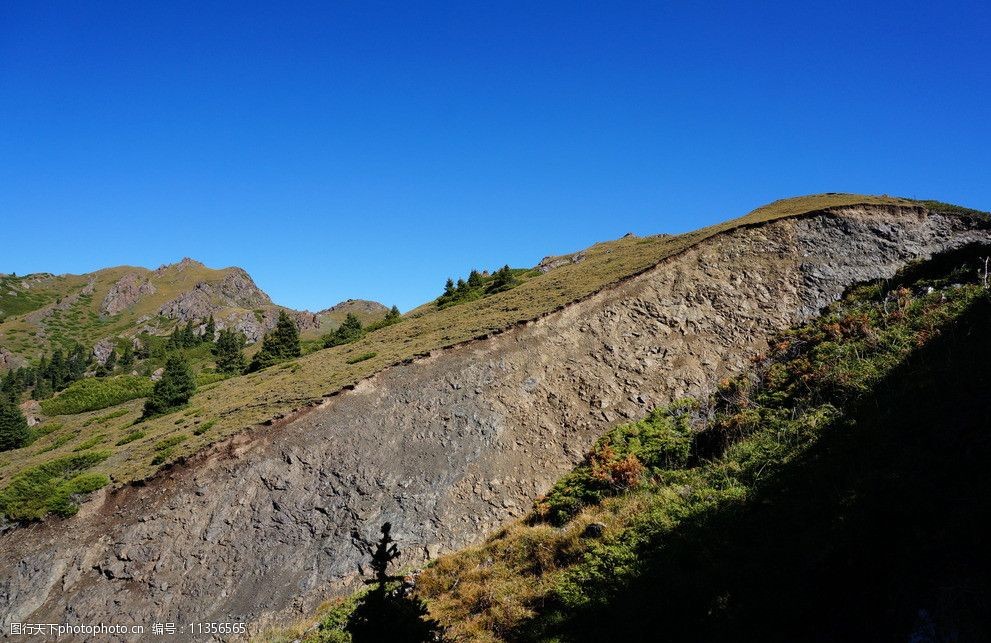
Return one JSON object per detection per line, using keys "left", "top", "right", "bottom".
{"left": 0, "top": 397, "right": 29, "bottom": 452}
{"left": 1, "top": 342, "right": 92, "bottom": 402}
{"left": 437, "top": 265, "right": 519, "bottom": 308}
{"left": 324, "top": 312, "right": 364, "bottom": 348}
{"left": 323, "top": 306, "right": 402, "bottom": 349}
{"left": 214, "top": 328, "right": 247, "bottom": 375}
{"left": 142, "top": 353, "right": 196, "bottom": 418}
{"left": 249, "top": 311, "right": 301, "bottom": 371}
{"left": 168, "top": 316, "right": 215, "bottom": 350}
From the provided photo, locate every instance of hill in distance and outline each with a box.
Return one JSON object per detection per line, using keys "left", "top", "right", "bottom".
{"left": 0, "top": 258, "right": 389, "bottom": 370}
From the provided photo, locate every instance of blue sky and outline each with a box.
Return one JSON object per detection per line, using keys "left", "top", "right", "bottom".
{"left": 2, "top": 1, "right": 989, "bottom": 312}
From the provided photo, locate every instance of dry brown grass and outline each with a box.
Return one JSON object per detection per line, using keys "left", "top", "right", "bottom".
{"left": 415, "top": 491, "right": 664, "bottom": 641}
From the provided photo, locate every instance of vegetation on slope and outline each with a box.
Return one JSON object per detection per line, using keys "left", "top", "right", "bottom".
{"left": 39, "top": 376, "right": 153, "bottom": 416}
{"left": 410, "top": 244, "right": 991, "bottom": 642}
{"left": 0, "top": 195, "right": 987, "bottom": 523}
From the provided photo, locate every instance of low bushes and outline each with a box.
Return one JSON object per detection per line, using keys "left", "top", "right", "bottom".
{"left": 40, "top": 376, "right": 153, "bottom": 416}
{"left": 0, "top": 451, "right": 111, "bottom": 520}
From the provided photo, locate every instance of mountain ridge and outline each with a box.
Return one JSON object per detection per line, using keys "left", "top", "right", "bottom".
{"left": 2, "top": 194, "right": 989, "bottom": 633}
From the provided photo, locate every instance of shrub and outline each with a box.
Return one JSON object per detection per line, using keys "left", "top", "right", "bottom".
{"left": 154, "top": 434, "right": 188, "bottom": 451}
{"left": 116, "top": 430, "right": 145, "bottom": 446}
{"left": 0, "top": 451, "right": 111, "bottom": 520}
{"left": 193, "top": 419, "right": 216, "bottom": 436}
{"left": 72, "top": 434, "right": 106, "bottom": 452}
{"left": 346, "top": 352, "right": 377, "bottom": 365}
{"left": 40, "top": 376, "right": 153, "bottom": 416}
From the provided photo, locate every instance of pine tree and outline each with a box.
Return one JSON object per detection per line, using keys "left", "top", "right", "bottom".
{"left": 325, "top": 312, "right": 364, "bottom": 347}
{"left": 105, "top": 348, "right": 117, "bottom": 372}
{"left": 119, "top": 344, "right": 135, "bottom": 369}
{"left": 182, "top": 320, "right": 197, "bottom": 347}
{"left": 142, "top": 354, "right": 197, "bottom": 418}
{"left": 203, "top": 316, "right": 216, "bottom": 343}
{"left": 467, "top": 269, "right": 483, "bottom": 288}
{"left": 33, "top": 377, "right": 53, "bottom": 400}
{"left": 48, "top": 348, "right": 67, "bottom": 390}
{"left": 0, "top": 398, "right": 30, "bottom": 452}
{"left": 488, "top": 264, "right": 517, "bottom": 293}
{"left": 214, "top": 329, "right": 247, "bottom": 375}
{"left": 250, "top": 311, "right": 301, "bottom": 370}
{"left": 385, "top": 305, "right": 401, "bottom": 322}
{"left": 67, "top": 343, "right": 88, "bottom": 381}
{"left": 444, "top": 278, "right": 456, "bottom": 296}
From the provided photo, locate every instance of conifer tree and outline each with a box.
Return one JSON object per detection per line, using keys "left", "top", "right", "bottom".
{"left": 325, "top": 312, "right": 364, "bottom": 347}
{"left": 215, "top": 328, "right": 247, "bottom": 375}
{"left": 119, "top": 344, "right": 135, "bottom": 369}
{"left": 250, "top": 311, "right": 301, "bottom": 370}
{"left": 182, "top": 320, "right": 197, "bottom": 347}
{"left": 203, "top": 316, "right": 216, "bottom": 343}
{"left": 444, "top": 278, "right": 456, "bottom": 296}
{"left": 467, "top": 270, "right": 483, "bottom": 288}
{"left": 0, "top": 398, "right": 30, "bottom": 452}
{"left": 385, "top": 305, "right": 401, "bottom": 322}
{"left": 142, "top": 353, "right": 196, "bottom": 418}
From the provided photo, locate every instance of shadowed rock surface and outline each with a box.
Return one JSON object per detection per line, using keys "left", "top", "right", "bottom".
{"left": 1, "top": 205, "right": 989, "bottom": 638}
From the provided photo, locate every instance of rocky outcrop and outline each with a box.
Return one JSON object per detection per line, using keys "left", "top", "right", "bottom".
{"left": 1, "top": 206, "right": 989, "bottom": 638}
{"left": 0, "top": 347, "right": 25, "bottom": 371}
{"left": 158, "top": 269, "right": 273, "bottom": 322}
{"left": 219, "top": 309, "right": 319, "bottom": 344}
{"left": 101, "top": 274, "right": 156, "bottom": 316}
{"left": 317, "top": 299, "right": 389, "bottom": 317}
{"left": 91, "top": 339, "right": 115, "bottom": 366}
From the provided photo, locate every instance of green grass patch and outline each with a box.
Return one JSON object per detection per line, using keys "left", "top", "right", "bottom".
{"left": 0, "top": 451, "right": 111, "bottom": 520}
{"left": 115, "top": 430, "right": 145, "bottom": 446}
{"left": 193, "top": 419, "right": 216, "bottom": 436}
{"left": 35, "top": 430, "right": 79, "bottom": 454}
{"left": 40, "top": 375, "right": 153, "bottom": 415}
{"left": 154, "top": 434, "right": 189, "bottom": 451}
{"left": 72, "top": 434, "right": 106, "bottom": 452}
{"left": 346, "top": 352, "right": 377, "bottom": 365}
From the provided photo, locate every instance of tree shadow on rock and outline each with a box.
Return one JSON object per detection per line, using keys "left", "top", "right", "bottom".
{"left": 347, "top": 522, "right": 443, "bottom": 643}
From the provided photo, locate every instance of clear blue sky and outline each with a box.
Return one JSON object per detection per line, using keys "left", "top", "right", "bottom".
{"left": 3, "top": 1, "right": 989, "bottom": 312}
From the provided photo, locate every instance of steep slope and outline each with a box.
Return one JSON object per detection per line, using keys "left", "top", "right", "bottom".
{"left": 1, "top": 199, "right": 989, "bottom": 635}
{"left": 0, "top": 195, "right": 942, "bottom": 497}
{"left": 413, "top": 246, "right": 991, "bottom": 642}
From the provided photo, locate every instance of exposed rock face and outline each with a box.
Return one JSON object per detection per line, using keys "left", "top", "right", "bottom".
{"left": 220, "top": 309, "right": 319, "bottom": 344}
{"left": 91, "top": 339, "right": 115, "bottom": 366}
{"left": 1, "top": 206, "right": 989, "bottom": 637}
{"left": 317, "top": 299, "right": 389, "bottom": 317}
{"left": 101, "top": 274, "right": 156, "bottom": 316}
{"left": 0, "top": 347, "right": 25, "bottom": 371}
{"left": 158, "top": 269, "right": 273, "bottom": 322}
{"left": 538, "top": 251, "right": 586, "bottom": 272}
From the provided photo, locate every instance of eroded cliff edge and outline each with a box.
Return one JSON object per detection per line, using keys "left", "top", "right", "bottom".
{"left": 2, "top": 205, "right": 989, "bottom": 636}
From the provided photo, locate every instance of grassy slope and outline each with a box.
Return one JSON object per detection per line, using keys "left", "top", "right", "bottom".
{"left": 407, "top": 245, "right": 991, "bottom": 642}
{"left": 0, "top": 194, "right": 984, "bottom": 518}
